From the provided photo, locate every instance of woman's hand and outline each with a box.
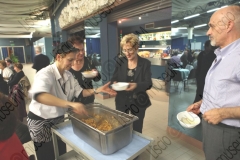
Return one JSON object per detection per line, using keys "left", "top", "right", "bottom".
{"left": 92, "top": 69, "right": 98, "bottom": 77}
{"left": 125, "top": 83, "right": 137, "bottom": 91}
{"left": 97, "top": 82, "right": 117, "bottom": 96}
{"left": 69, "top": 102, "right": 88, "bottom": 116}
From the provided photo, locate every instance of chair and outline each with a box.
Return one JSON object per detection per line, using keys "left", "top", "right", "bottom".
{"left": 171, "top": 69, "right": 187, "bottom": 93}
{"left": 185, "top": 69, "right": 196, "bottom": 91}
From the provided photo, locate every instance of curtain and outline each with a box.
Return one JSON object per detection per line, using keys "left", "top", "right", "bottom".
{"left": 14, "top": 47, "right": 25, "bottom": 63}
{"left": 2, "top": 47, "right": 8, "bottom": 59}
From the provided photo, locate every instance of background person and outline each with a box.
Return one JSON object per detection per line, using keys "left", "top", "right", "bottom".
{"left": 111, "top": 33, "right": 152, "bottom": 133}
{"left": 68, "top": 35, "right": 101, "bottom": 104}
{"left": 0, "top": 60, "right": 13, "bottom": 82}
{"left": 187, "top": 5, "right": 240, "bottom": 160}
{"left": 0, "top": 92, "right": 29, "bottom": 160}
{"left": 193, "top": 40, "right": 217, "bottom": 103}
{"left": 5, "top": 59, "right": 14, "bottom": 71}
{"left": 180, "top": 50, "right": 189, "bottom": 68}
{"left": 0, "top": 74, "right": 8, "bottom": 95}
{"left": 8, "top": 63, "right": 25, "bottom": 89}
{"left": 32, "top": 46, "right": 50, "bottom": 72}
{"left": 27, "top": 41, "right": 116, "bottom": 160}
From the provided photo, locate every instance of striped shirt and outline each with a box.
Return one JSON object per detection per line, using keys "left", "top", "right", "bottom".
{"left": 200, "top": 38, "right": 240, "bottom": 127}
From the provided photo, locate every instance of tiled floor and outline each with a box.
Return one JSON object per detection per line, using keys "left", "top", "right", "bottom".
{"left": 22, "top": 64, "right": 205, "bottom": 160}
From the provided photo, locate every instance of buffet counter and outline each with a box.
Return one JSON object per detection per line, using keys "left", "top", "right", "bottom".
{"left": 51, "top": 121, "right": 154, "bottom": 160}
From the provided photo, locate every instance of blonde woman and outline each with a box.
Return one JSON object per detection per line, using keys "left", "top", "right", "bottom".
{"left": 111, "top": 33, "right": 152, "bottom": 133}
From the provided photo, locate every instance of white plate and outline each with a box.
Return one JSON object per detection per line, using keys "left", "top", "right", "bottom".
{"left": 81, "top": 71, "right": 97, "bottom": 78}
{"left": 111, "top": 82, "right": 129, "bottom": 91}
{"left": 176, "top": 111, "right": 201, "bottom": 128}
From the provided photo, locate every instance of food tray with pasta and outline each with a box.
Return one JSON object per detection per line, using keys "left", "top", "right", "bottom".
{"left": 68, "top": 103, "right": 139, "bottom": 155}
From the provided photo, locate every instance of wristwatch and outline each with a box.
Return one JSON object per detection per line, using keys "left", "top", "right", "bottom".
{"left": 94, "top": 88, "right": 98, "bottom": 94}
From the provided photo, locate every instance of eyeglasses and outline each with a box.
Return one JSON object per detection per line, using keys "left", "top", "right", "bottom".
{"left": 122, "top": 48, "right": 135, "bottom": 54}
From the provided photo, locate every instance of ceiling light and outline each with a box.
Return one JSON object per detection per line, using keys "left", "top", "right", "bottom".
{"left": 119, "top": 20, "right": 122, "bottom": 23}
{"left": 171, "top": 20, "right": 179, "bottom": 24}
{"left": 85, "top": 27, "right": 93, "bottom": 29}
{"left": 194, "top": 24, "right": 207, "bottom": 28}
{"left": 221, "top": 5, "right": 228, "bottom": 8}
{"left": 139, "top": 16, "right": 141, "bottom": 20}
{"left": 207, "top": 8, "right": 219, "bottom": 13}
{"left": 177, "top": 27, "right": 187, "bottom": 29}
{"left": 184, "top": 14, "right": 200, "bottom": 20}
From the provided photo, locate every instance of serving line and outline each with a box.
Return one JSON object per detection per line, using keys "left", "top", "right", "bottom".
{"left": 51, "top": 120, "right": 153, "bottom": 160}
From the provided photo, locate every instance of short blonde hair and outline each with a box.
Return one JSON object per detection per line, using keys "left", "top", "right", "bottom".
{"left": 120, "top": 33, "right": 139, "bottom": 48}
{"left": 34, "top": 46, "right": 42, "bottom": 53}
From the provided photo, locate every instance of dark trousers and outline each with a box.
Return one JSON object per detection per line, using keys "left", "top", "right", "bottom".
{"left": 15, "top": 120, "right": 31, "bottom": 144}
{"left": 116, "top": 104, "right": 146, "bottom": 133}
{"left": 34, "top": 138, "right": 66, "bottom": 160}
{"left": 202, "top": 119, "right": 240, "bottom": 160}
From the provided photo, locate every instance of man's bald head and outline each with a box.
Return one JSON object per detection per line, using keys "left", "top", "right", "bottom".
{"left": 207, "top": 5, "right": 240, "bottom": 48}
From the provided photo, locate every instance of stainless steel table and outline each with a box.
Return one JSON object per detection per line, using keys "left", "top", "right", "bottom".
{"left": 51, "top": 121, "right": 153, "bottom": 160}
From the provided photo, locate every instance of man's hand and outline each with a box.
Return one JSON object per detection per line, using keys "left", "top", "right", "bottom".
{"left": 186, "top": 102, "right": 201, "bottom": 115}
{"left": 69, "top": 102, "right": 88, "bottom": 116}
{"left": 97, "top": 82, "right": 117, "bottom": 96}
{"left": 125, "top": 83, "right": 137, "bottom": 91}
{"left": 203, "top": 108, "right": 223, "bottom": 124}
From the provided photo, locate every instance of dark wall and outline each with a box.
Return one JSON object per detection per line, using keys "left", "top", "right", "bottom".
{"left": 171, "top": 36, "right": 209, "bottom": 51}
{"left": 0, "top": 38, "right": 32, "bottom": 63}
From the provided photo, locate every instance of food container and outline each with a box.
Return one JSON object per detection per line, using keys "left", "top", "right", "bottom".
{"left": 111, "top": 82, "right": 129, "bottom": 91}
{"left": 81, "top": 71, "right": 97, "bottom": 78}
{"left": 68, "top": 103, "right": 139, "bottom": 154}
{"left": 176, "top": 111, "right": 201, "bottom": 128}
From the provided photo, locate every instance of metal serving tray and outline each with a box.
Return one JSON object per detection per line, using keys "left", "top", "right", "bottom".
{"left": 68, "top": 103, "right": 139, "bottom": 155}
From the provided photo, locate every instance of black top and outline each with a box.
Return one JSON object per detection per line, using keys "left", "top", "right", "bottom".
{"left": 111, "top": 55, "right": 152, "bottom": 108}
{"left": 32, "top": 54, "right": 50, "bottom": 72}
{"left": 0, "top": 81, "right": 9, "bottom": 95}
{"left": 194, "top": 50, "right": 216, "bottom": 102}
{"left": 8, "top": 71, "right": 25, "bottom": 89}
{"left": 180, "top": 54, "right": 188, "bottom": 68}
{"left": 69, "top": 57, "right": 101, "bottom": 104}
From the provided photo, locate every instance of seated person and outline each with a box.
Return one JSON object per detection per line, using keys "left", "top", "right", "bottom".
{"left": 6, "top": 59, "right": 14, "bottom": 71}
{"left": 0, "top": 74, "right": 8, "bottom": 95}
{"left": 0, "top": 92, "right": 29, "bottom": 160}
{"left": 8, "top": 63, "right": 25, "bottom": 89}
{"left": 0, "top": 60, "right": 13, "bottom": 82}
{"left": 170, "top": 51, "right": 182, "bottom": 68}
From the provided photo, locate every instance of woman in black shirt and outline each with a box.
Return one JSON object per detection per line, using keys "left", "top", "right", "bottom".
{"left": 0, "top": 74, "right": 8, "bottom": 95}
{"left": 8, "top": 63, "right": 25, "bottom": 89}
{"left": 68, "top": 35, "right": 101, "bottom": 104}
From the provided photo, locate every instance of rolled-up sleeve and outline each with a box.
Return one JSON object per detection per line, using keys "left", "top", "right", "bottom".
{"left": 28, "top": 70, "right": 53, "bottom": 99}
{"left": 73, "top": 78, "right": 83, "bottom": 98}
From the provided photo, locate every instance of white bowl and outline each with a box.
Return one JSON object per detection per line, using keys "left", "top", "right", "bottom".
{"left": 111, "top": 82, "right": 129, "bottom": 91}
{"left": 176, "top": 111, "right": 201, "bottom": 128}
{"left": 81, "top": 71, "right": 97, "bottom": 78}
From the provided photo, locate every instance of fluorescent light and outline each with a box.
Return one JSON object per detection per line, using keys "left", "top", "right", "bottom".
{"left": 184, "top": 14, "right": 200, "bottom": 20}
{"left": 171, "top": 20, "right": 179, "bottom": 24}
{"left": 207, "top": 8, "right": 219, "bottom": 13}
{"left": 221, "top": 5, "right": 228, "bottom": 8}
{"left": 177, "top": 27, "right": 187, "bottom": 29}
{"left": 139, "top": 17, "right": 141, "bottom": 20}
{"left": 194, "top": 24, "right": 207, "bottom": 28}
{"left": 84, "top": 27, "right": 93, "bottom": 29}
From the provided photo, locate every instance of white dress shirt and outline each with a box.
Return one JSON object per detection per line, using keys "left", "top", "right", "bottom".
{"left": 1, "top": 67, "right": 13, "bottom": 82}
{"left": 200, "top": 38, "right": 240, "bottom": 127}
{"left": 29, "top": 63, "right": 83, "bottom": 119}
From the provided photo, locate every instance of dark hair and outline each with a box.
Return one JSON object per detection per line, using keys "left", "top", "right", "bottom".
{"left": 0, "top": 92, "right": 18, "bottom": 141}
{"left": 6, "top": 59, "right": 12, "bottom": 64}
{"left": 68, "top": 35, "right": 84, "bottom": 45}
{"left": 14, "top": 63, "right": 23, "bottom": 70}
{"left": 52, "top": 41, "right": 79, "bottom": 59}
{"left": 0, "top": 60, "right": 7, "bottom": 68}
{"left": 173, "top": 51, "right": 179, "bottom": 56}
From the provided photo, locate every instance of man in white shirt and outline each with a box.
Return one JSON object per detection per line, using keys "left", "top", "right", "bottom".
{"left": 0, "top": 60, "right": 13, "bottom": 82}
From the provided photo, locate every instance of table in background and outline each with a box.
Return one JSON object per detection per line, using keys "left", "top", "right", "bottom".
{"left": 51, "top": 121, "right": 153, "bottom": 160}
